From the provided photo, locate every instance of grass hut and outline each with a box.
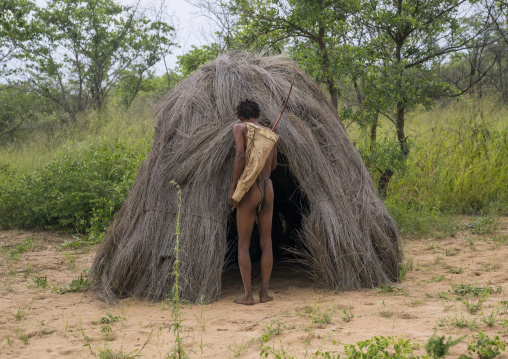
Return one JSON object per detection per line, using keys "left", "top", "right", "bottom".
{"left": 90, "top": 52, "right": 402, "bottom": 302}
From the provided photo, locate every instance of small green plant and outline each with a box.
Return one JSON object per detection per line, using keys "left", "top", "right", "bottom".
{"left": 260, "top": 342, "right": 296, "bottom": 359}
{"left": 465, "top": 236, "right": 476, "bottom": 250}
{"left": 452, "top": 284, "right": 497, "bottom": 296}
{"left": 340, "top": 309, "right": 354, "bottom": 322}
{"left": 467, "top": 215, "right": 498, "bottom": 234}
{"left": 480, "top": 261, "right": 501, "bottom": 272}
{"left": 64, "top": 252, "right": 77, "bottom": 270}
{"left": 81, "top": 329, "right": 90, "bottom": 342}
{"left": 445, "top": 248, "right": 459, "bottom": 256}
{"left": 31, "top": 275, "right": 49, "bottom": 289}
{"left": 481, "top": 309, "right": 499, "bottom": 327}
{"left": 261, "top": 319, "right": 285, "bottom": 343}
{"left": 463, "top": 332, "right": 506, "bottom": 359}
{"left": 19, "top": 333, "right": 28, "bottom": 345}
{"left": 499, "top": 319, "right": 508, "bottom": 334}
{"left": 344, "top": 336, "right": 418, "bottom": 357}
{"left": 59, "top": 272, "right": 88, "bottom": 293}
{"left": 492, "top": 235, "right": 508, "bottom": 245}
{"left": 92, "top": 312, "right": 123, "bottom": 325}
{"left": 449, "top": 314, "right": 478, "bottom": 330}
{"left": 166, "top": 181, "right": 188, "bottom": 359}
{"left": 56, "top": 235, "right": 100, "bottom": 251}
{"left": 424, "top": 275, "right": 445, "bottom": 283}
{"left": 13, "top": 308, "right": 26, "bottom": 321}
{"left": 436, "top": 317, "right": 447, "bottom": 327}
{"left": 379, "top": 310, "right": 394, "bottom": 318}
{"left": 6, "top": 336, "right": 14, "bottom": 346}
{"left": 447, "top": 266, "right": 467, "bottom": 274}
{"left": 1, "top": 247, "right": 21, "bottom": 261}
{"left": 16, "top": 237, "right": 43, "bottom": 253}
{"left": 438, "top": 291, "right": 449, "bottom": 300}
{"left": 399, "top": 257, "right": 414, "bottom": 280}
{"left": 85, "top": 344, "right": 142, "bottom": 359}
{"left": 462, "top": 291, "right": 490, "bottom": 315}
{"left": 500, "top": 300, "right": 508, "bottom": 315}
{"left": 101, "top": 325, "right": 113, "bottom": 334}
{"left": 377, "top": 283, "right": 407, "bottom": 295}
{"left": 311, "top": 308, "right": 332, "bottom": 327}
{"left": 425, "top": 332, "right": 465, "bottom": 358}
{"left": 195, "top": 295, "right": 206, "bottom": 359}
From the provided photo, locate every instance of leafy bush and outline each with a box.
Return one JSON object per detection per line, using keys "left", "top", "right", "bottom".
{"left": 425, "top": 333, "right": 465, "bottom": 358}
{"left": 460, "top": 332, "right": 506, "bottom": 359}
{"left": 0, "top": 138, "right": 149, "bottom": 239}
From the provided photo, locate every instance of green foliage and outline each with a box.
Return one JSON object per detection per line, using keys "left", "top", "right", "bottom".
{"left": 399, "top": 257, "right": 414, "bottom": 280}
{"left": 177, "top": 44, "right": 221, "bottom": 77}
{"left": 101, "top": 325, "right": 113, "bottom": 334}
{"left": 463, "top": 332, "right": 506, "bottom": 359}
{"left": 19, "top": 333, "right": 28, "bottom": 345}
{"left": 343, "top": 336, "right": 418, "bottom": 358}
{"left": 452, "top": 284, "right": 499, "bottom": 297}
{"left": 261, "top": 336, "right": 419, "bottom": 358}
{"left": 425, "top": 332, "right": 465, "bottom": 358}
{"left": 0, "top": 85, "right": 60, "bottom": 140}
{"left": 357, "top": 138, "right": 408, "bottom": 178}
{"left": 13, "top": 308, "right": 26, "bottom": 321}
{"left": 166, "top": 181, "right": 189, "bottom": 359}
{"left": 304, "top": 305, "right": 333, "bottom": 327}
{"left": 1, "top": 236, "right": 43, "bottom": 262}
{"left": 6, "top": 0, "right": 176, "bottom": 119}
{"left": 383, "top": 103, "right": 508, "bottom": 215}
{"left": 462, "top": 291, "right": 489, "bottom": 315}
{"left": 31, "top": 275, "right": 49, "bottom": 289}
{"left": 466, "top": 216, "right": 499, "bottom": 234}
{"left": 481, "top": 310, "right": 500, "bottom": 327}
{"left": 59, "top": 272, "right": 89, "bottom": 293}
{"left": 261, "top": 320, "right": 285, "bottom": 343}
{"left": 340, "top": 309, "right": 354, "bottom": 322}
{"left": 0, "top": 138, "right": 148, "bottom": 236}
{"left": 86, "top": 344, "right": 142, "bottom": 359}
{"left": 448, "top": 314, "right": 479, "bottom": 330}
{"left": 92, "top": 313, "right": 123, "bottom": 325}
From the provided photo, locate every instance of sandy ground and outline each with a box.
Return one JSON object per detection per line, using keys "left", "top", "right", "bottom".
{"left": 1, "top": 218, "right": 507, "bottom": 359}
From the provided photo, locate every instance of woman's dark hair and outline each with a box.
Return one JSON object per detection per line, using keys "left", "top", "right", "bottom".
{"left": 236, "top": 99, "right": 260, "bottom": 119}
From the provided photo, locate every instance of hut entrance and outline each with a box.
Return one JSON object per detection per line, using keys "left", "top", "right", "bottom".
{"left": 226, "top": 153, "right": 309, "bottom": 265}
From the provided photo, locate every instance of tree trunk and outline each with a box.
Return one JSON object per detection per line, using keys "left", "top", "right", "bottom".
{"left": 316, "top": 27, "right": 338, "bottom": 110}
{"left": 396, "top": 102, "right": 409, "bottom": 157}
{"left": 378, "top": 169, "right": 393, "bottom": 199}
{"left": 370, "top": 112, "right": 378, "bottom": 151}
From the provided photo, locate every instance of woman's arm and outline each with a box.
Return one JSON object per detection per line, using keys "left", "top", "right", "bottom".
{"left": 229, "top": 124, "right": 246, "bottom": 207}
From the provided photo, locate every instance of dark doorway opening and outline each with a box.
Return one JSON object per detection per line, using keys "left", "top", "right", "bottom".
{"left": 225, "top": 152, "right": 310, "bottom": 266}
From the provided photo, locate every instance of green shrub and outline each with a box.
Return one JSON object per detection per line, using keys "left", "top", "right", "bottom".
{"left": 425, "top": 332, "right": 465, "bottom": 358}
{"left": 461, "top": 332, "right": 506, "bottom": 359}
{"left": 0, "top": 138, "right": 148, "bottom": 238}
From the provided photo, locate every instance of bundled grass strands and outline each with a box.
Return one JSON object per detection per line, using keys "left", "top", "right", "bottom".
{"left": 90, "top": 52, "right": 402, "bottom": 302}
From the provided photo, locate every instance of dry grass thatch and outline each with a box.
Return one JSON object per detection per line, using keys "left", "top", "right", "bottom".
{"left": 90, "top": 52, "right": 402, "bottom": 302}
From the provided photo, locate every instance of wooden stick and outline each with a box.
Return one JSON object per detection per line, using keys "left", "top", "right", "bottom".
{"left": 272, "top": 77, "right": 295, "bottom": 132}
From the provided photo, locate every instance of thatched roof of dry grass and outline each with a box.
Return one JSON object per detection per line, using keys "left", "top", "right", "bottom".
{"left": 90, "top": 52, "right": 401, "bottom": 302}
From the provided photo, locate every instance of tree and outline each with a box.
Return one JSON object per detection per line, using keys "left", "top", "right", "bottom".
{"left": 231, "top": 0, "right": 497, "bottom": 195}
{"left": 345, "top": 0, "right": 497, "bottom": 194}
{"left": 0, "top": 0, "right": 35, "bottom": 81}
{"left": 177, "top": 43, "right": 221, "bottom": 77}
{"left": 230, "top": 0, "right": 360, "bottom": 110}
{"left": 9, "top": 0, "right": 176, "bottom": 120}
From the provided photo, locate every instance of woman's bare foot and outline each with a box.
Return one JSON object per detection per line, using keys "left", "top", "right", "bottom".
{"left": 234, "top": 295, "right": 255, "bottom": 305}
{"left": 259, "top": 291, "right": 273, "bottom": 303}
